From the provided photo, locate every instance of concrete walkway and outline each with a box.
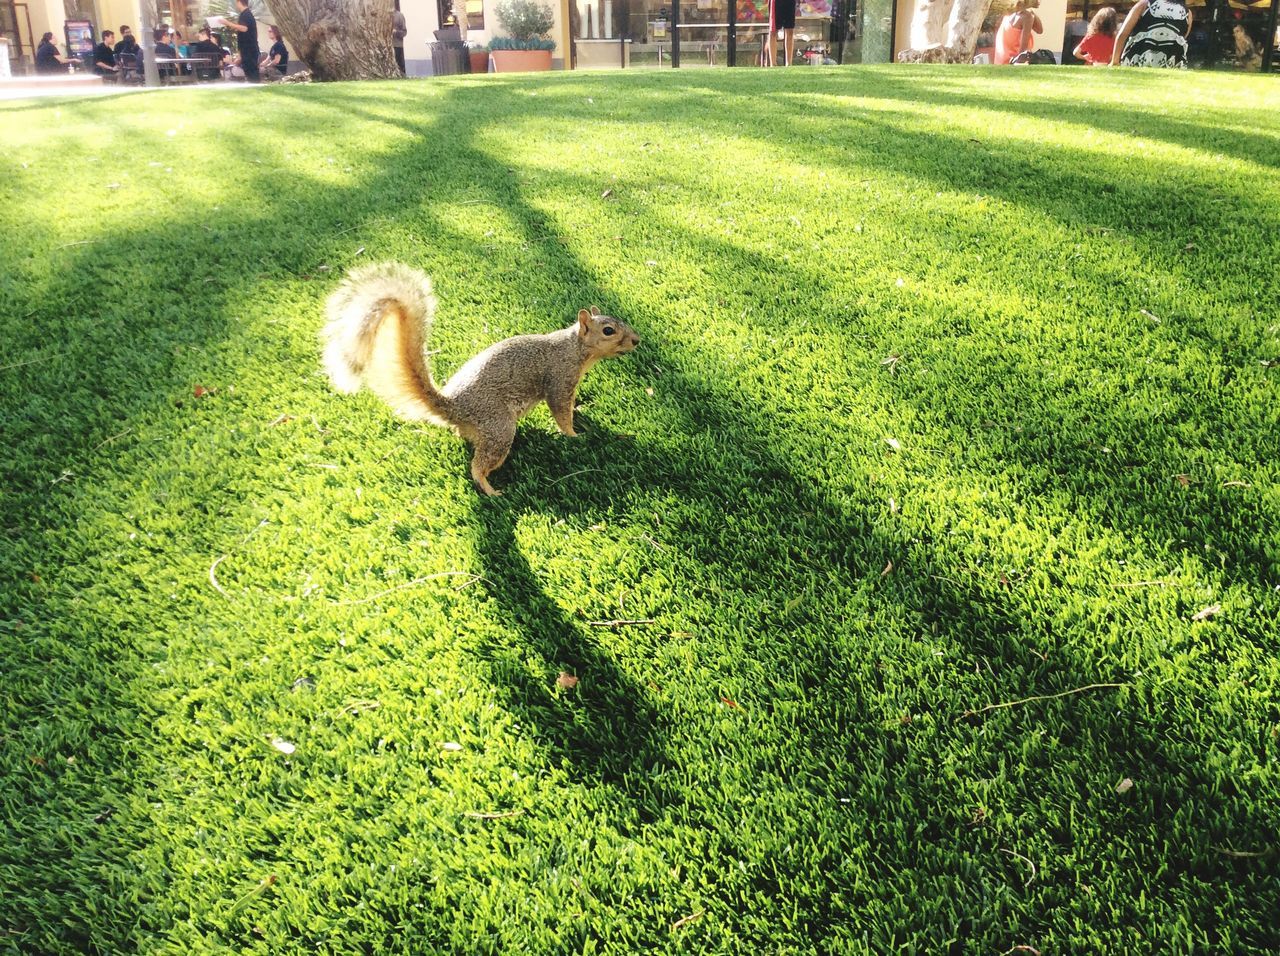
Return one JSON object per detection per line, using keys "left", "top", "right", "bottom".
{"left": 0, "top": 74, "right": 268, "bottom": 101}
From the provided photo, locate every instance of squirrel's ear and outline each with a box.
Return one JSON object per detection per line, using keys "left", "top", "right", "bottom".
{"left": 577, "top": 309, "right": 591, "bottom": 333}
{"left": 589, "top": 306, "right": 602, "bottom": 316}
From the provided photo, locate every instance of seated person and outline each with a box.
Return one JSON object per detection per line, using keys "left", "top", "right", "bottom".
{"left": 191, "top": 27, "right": 230, "bottom": 79}
{"left": 1073, "top": 7, "right": 1118, "bottom": 65}
{"left": 261, "top": 24, "right": 289, "bottom": 79}
{"left": 93, "top": 29, "right": 119, "bottom": 78}
{"left": 114, "top": 24, "right": 139, "bottom": 56}
{"left": 35, "top": 32, "right": 77, "bottom": 74}
{"left": 153, "top": 26, "right": 188, "bottom": 77}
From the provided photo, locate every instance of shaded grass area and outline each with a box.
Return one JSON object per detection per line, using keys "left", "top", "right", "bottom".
{"left": 1, "top": 66, "right": 1278, "bottom": 953}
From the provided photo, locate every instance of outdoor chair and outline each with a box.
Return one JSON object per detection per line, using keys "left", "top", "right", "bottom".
{"left": 192, "top": 56, "right": 223, "bottom": 81}
{"left": 116, "top": 52, "right": 142, "bottom": 83}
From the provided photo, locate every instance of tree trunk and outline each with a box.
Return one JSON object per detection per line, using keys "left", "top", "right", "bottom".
{"left": 897, "top": 0, "right": 992, "bottom": 62}
{"left": 909, "top": 0, "right": 953, "bottom": 50}
{"left": 269, "top": 0, "right": 400, "bottom": 81}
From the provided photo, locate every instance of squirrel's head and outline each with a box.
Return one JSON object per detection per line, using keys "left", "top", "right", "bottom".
{"left": 577, "top": 307, "right": 639, "bottom": 357}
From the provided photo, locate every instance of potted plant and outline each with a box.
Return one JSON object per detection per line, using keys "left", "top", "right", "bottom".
{"left": 489, "top": 0, "right": 556, "bottom": 72}
{"left": 468, "top": 41, "right": 490, "bottom": 73}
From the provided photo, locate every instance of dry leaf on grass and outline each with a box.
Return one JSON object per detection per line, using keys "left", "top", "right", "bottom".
{"left": 270, "top": 737, "right": 296, "bottom": 755}
{"left": 1115, "top": 777, "right": 1134, "bottom": 794}
{"left": 556, "top": 672, "right": 579, "bottom": 690}
{"left": 439, "top": 741, "right": 463, "bottom": 752}
{"left": 1192, "top": 604, "right": 1221, "bottom": 622}
{"left": 719, "top": 696, "right": 740, "bottom": 709}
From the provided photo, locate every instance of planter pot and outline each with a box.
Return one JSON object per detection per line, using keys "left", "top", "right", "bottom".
{"left": 469, "top": 50, "right": 490, "bottom": 73}
{"left": 489, "top": 49, "right": 553, "bottom": 72}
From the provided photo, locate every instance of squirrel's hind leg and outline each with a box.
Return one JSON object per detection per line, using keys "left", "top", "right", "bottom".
{"left": 469, "top": 427, "right": 515, "bottom": 497}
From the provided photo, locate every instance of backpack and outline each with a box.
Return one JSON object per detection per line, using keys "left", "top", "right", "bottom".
{"left": 1011, "top": 49, "right": 1057, "bottom": 65}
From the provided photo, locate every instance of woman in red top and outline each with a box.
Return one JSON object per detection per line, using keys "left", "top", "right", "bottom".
{"left": 1074, "top": 6, "right": 1119, "bottom": 64}
{"left": 994, "top": 0, "right": 1043, "bottom": 64}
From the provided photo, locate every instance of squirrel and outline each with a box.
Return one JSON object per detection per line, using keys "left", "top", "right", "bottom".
{"left": 322, "top": 262, "right": 641, "bottom": 496}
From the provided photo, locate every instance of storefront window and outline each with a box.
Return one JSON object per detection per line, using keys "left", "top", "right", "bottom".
{"left": 619, "top": 0, "right": 676, "bottom": 66}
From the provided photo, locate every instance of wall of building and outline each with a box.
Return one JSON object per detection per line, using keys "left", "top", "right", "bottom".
{"left": 403, "top": 0, "right": 573, "bottom": 75}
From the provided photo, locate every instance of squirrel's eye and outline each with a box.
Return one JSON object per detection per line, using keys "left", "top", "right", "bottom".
{"left": 603, "top": 327, "right": 616, "bottom": 336}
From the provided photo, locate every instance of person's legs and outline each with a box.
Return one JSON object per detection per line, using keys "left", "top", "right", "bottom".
{"left": 394, "top": 44, "right": 406, "bottom": 74}
{"left": 784, "top": 27, "right": 794, "bottom": 64}
{"left": 242, "top": 57, "right": 260, "bottom": 82}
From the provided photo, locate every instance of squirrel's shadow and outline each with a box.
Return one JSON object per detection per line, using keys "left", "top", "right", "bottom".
{"left": 463, "top": 423, "right": 667, "bottom": 804}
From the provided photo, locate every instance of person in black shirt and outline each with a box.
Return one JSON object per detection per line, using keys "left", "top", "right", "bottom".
{"left": 262, "top": 24, "right": 289, "bottom": 79}
{"left": 114, "top": 25, "right": 139, "bottom": 56}
{"left": 93, "top": 29, "right": 119, "bottom": 78}
{"left": 153, "top": 25, "right": 183, "bottom": 79}
{"left": 219, "top": 0, "right": 260, "bottom": 82}
{"left": 35, "top": 32, "right": 76, "bottom": 74}
{"left": 191, "top": 27, "right": 230, "bottom": 80}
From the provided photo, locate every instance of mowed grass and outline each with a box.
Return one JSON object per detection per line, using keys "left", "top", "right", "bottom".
{"left": 1, "top": 65, "right": 1278, "bottom": 953}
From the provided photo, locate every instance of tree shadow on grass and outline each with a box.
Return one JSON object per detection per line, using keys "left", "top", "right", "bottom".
{"left": 339, "top": 82, "right": 1279, "bottom": 945}
{"left": 3, "top": 73, "right": 1277, "bottom": 951}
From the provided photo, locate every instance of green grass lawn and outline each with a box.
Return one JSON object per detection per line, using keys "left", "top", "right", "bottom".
{"left": 1, "top": 65, "right": 1278, "bottom": 953}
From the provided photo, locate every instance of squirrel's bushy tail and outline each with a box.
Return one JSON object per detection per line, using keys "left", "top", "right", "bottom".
{"left": 322, "top": 262, "right": 455, "bottom": 427}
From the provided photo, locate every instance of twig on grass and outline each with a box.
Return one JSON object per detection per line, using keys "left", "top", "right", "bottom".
{"left": 670, "top": 909, "right": 705, "bottom": 932}
{"left": 0, "top": 353, "right": 65, "bottom": 373}
{"left": 1212, "top": 846, "right": 1270, "bottom": 859}
{"left": 332, "top": 217, "right": 388, "bottom": 237}
{"left": 333, "top": 571, "right": 485, "bottom": 606}
{"left": 639, "top": 534, "right": 666, "bottom": 552}
{"left": 587, "top": 618, "right": 656, "bottom": 628}
{"left": 463, "top": 809, "right": 525, "bottom": 820}
{"left": 55, "top": 240, "right": 100, "bottom": 250}
{"left": 548, "top": 467, "right": 605, "bottom": 486}
{"left": 208, "top": 520, "right": 269, "bottom": 599}
{"left": 963, "top": 683, "right": 1126, "bottom": 718}
{"left": 89, "top": 428, "right": 132, "bottom": 453}
{"left": 1000, "top": 848, "right": 1037, "bottom": 889}
{"left": 209, "top": 555, "right": 230, "bottom": 598}
{"left": 998, "top": 947, "right": 1041, "bottom": 956}
{"left": 227, "top": 874, "right": 277, "bottom": 917}
{"left": 1107, "top": 580, "right": 1172, "bottom": 589}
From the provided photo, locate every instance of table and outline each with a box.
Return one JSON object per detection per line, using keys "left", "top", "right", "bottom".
{"left": 153, "top": 56, "right": 219, "bottom": 83}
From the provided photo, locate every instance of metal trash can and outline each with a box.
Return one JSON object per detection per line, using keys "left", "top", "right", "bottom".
{"left": 430, "top": 26, "right": 467, "bottom": 76}
{"left": 430, "top": 40, "right": 468, "bottom": 75}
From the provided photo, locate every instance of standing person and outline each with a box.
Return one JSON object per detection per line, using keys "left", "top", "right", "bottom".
{"left": 1074, "top": 6, "right": 1118, "bottom": 64}
{"left": 775, "top": 0, "right": 796, "bottom": 65}
{"left": 93, "top": 29, "right": 119, "bottom": 77}
{"left": 262, "top": 24, "right": 289, "bottom": 79}
{"left": 219, "top": 0, "right": 260, "bottom": 82}
{"left": 994, "top": 0, "right": 1043, "bottom": 64}
{"left": 392, "top": 0, "right": 408, "bottom": 75}
{"left": 1111, "top": 0, "right": 1190, "bottom": 66}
